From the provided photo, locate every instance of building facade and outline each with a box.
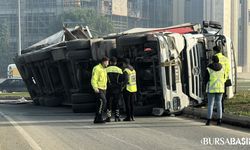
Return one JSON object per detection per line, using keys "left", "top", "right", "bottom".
{"left": 0, "top": 0, "right": 175, "bottom": 52}
{"left": 239, "top": 0, "right": 250, "bottom": 72}
{"left": 1, "top": 0, "right": 248, "bottom": 75}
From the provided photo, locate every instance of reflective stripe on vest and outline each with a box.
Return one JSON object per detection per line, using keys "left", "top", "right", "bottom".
{"left": 124, "top": 68, "right": 137, "bottom": 92}
{"left": 106, "top": 66, "right": 123, "bottom": 74}
{"left": 207, "top": 68, "right": 225, "bottom": 93}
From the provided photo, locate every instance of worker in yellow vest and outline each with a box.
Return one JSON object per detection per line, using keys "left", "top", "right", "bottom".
{"left": 105, "top": 57, "right": 123, "bottom": 122}
{"left": 204, "top": 55, "right": 225, "bottom": 126}
{"left": 91, "top": 56, "right": 109, "bottom": 124}
{"left": 122, "top": 58, "right": 137, "bottom": 121}
{"left": 213, "top": 46, "right": 230, "bottom": 113}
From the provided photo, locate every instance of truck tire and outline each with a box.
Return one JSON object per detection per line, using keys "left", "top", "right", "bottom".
{"left": 66, "top": 51, "right": 91, "bottom": 60}
{"left": 71, "top": 93, "right": 96, "bottom": 104}
{"left": 72, "top": 103, "right": 96, "bottom": 113}
{"left": 21, "top": 66, "right": 30, "bottom": 80}
{"left": 66, "top": 39, "right": 90, "bottom": 50}
{"left": 134, "top": 105, "right": 154, "bottom": 116}
{"left": 33, "top": 97, "right": 40, "bottom": 106}
{"left": 44, "top": 97, "right": 62, "bottom": 107}
{"left": 39, "top": 97, "right": 45, "bottom": 106}
{"left": 81, "top": 85, "right": 92, "bottom": 92}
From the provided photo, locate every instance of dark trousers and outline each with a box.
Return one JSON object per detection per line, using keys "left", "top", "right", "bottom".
{"left": 95, "top": 90, "right": 107, "bottom": 118}
{"left": 123, "top": 90, "right": 136, "bottom": 118}
{"left": 106, "top": 89, "right": 121, "bottom": 116}
{"left": 222, "top": 86, "right": 227, "bottom": 112}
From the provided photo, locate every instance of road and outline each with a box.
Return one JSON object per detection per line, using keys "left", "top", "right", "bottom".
{"left": 0, "top": 102, "right": 249, "bottom": 150}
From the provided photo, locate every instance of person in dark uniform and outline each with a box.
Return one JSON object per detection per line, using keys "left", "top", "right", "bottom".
{"left": 122, "top": 58, "right": 137, "bottom": 121}
{"left": 105, "top": 57, "right": 123, "bottom": 122}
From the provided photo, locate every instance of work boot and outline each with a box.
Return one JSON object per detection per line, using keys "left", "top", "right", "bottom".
{"left": 105, "top": 117, "right": 111, "bottom": 122}
{"left": 94, "top": 115, "right": 105, "bottom": 124}
{"left": 94, "top": 119, "right": 105, "bottom": 124}
{"left": 217, "top": 119, "right": 222, "bottom": 126}
{"left": 114, "top": 109, "right": 121, "bottom": 122}
{"left": 131, "top": 116, "right": 135, "bottom": 121}
{"left": 123, "top": 117, "right": 131, "bottom": 121}
{"left": 115, "top": 116, "right": 121, "bottom": 122}
{"left": 106, "top": 109, "right": 112, "bottom": 118}
{"left": 205, "top": 119, "right": 211, "bottom": 126}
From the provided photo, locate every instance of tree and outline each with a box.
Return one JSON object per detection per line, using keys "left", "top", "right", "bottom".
{"left": 52, "top": 8, "right": 115, "bottom": 37}
{"left": 0, "top": 20, "right": 11, "bottom": 78}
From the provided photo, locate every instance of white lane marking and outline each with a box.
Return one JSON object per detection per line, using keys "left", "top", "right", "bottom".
{"left": 0, "top": 112, "right": 42, "bottom": 150}
{"left": 86, "top": 125, "right": 144, "bottom": 150}
{"left": 0, "top": 119, "right": 93, "bottom": 125}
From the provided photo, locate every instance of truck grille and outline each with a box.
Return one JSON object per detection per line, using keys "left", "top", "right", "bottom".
{"left": 188, "top": 44, "right": 204, "bottom": 101}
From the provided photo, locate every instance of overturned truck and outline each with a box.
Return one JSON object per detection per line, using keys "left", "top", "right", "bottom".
{"left": 15, "top": 22, "right": 236, "bottom": 115}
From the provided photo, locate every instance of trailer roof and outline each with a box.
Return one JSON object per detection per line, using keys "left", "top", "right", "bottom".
{"left": 22, "top": 26, "right": 92, "bottom": 54}
{"left": 120, "top": 23, "right": 197, "bottom": 34}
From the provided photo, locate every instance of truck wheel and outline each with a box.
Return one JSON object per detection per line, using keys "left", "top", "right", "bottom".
{"left": 66, "top": 39, "right": 90, "bottom": 50}
{"left": 71, "top": 93, "right": 96, "bottom": 104}
{"left": 81, "top": 84, "right": 92, "bottom": 92}
{"left": 33, "top": 97, "right": 40, "bottom": 106}
{"left": 21, "top": 66, "right": 30, "bottom": 80}
{"left": 39, "top": 97, "right": 45, "bottom": 106}
{"left": 72, "top": 103, "right": 96, "bottom": 113}
{"left": 134, "top": 105, "right": 154, "bottom": 116}
{"left": 44, "top": 97, "right": 62, "bottom": 107}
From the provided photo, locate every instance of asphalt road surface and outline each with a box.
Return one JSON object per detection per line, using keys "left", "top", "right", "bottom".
{"left": 0, "top": 102, "right": 249, "bottom": 150}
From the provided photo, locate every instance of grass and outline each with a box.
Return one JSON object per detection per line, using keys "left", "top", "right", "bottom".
{"left": 0, "top": 92, "right": 30, "bottom": 98}
{"left": 224, "top": 91, "right": 250, "bottom": 117}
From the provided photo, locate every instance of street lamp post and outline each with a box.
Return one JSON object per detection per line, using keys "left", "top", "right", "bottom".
{"left": 18, "top": 0, "right": 21, "bottom": 56}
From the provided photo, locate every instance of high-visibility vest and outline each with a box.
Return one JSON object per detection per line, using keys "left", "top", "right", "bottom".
{"left": 91, "top": 64, "right": 107, "bottom": 91}
{"left": 106, "top": 66, "right": 123, "bottom": 74}
{"left": 216, "top": 53, "right": 230, "bottom": 80}
{"left": 207, "top": 67, "right": 225, "bottom": 93}
{"left": 106, "top": 65, "right": 123, "bottom": 85}
{"left": 124, "top": 68, "right": 137, "bottom": 92}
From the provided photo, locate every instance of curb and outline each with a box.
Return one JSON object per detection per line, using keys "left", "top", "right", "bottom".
{"left": 0, "top": 96, "right": 31, "bottom": 100}
{"left": 183, "top": 107, "right": 250, "bottom": 129}
{"left": 0, "top": 99, "right": 32, "bottom": 104}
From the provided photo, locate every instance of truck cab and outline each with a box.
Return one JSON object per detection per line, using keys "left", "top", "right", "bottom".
{"left": 181, "top": 30, "right": 236, "bottom": 105}
{"left": 115, "top": 32, "right": 189, "bottom": 115}
{"left": 114, "top": 21, "right": 236, "bottom": 114}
